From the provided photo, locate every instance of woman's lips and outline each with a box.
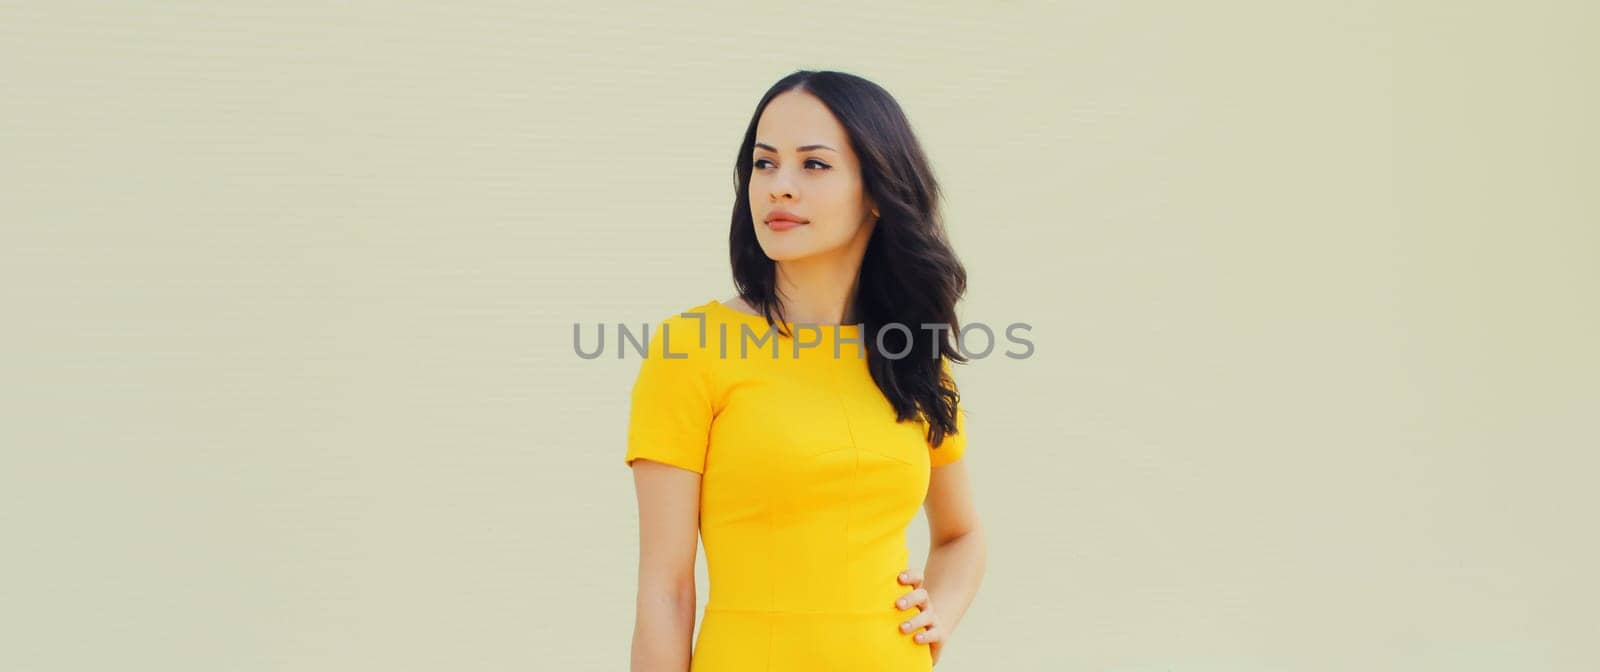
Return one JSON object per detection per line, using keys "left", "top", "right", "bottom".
{"left": 766, "top": 218, "right": 806, "bottom": 232}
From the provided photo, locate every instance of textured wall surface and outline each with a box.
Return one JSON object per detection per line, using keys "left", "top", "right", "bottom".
{"left": 2, "top": 1, "right": 1595, "bottom": 670}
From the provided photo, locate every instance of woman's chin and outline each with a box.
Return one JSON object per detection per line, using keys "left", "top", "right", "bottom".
{"left": 757, "top": 243, "right": 817, "bottom": 262}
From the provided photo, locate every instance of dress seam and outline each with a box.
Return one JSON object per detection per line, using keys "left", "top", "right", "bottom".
{"left": 829, "top": 361, "right": 863, "bottom": 627}
{"left": 706, "top": 607, "right": 897, "bottom": 615}
{"left": 765, "top": 432, "right": 775, "bottom": 672}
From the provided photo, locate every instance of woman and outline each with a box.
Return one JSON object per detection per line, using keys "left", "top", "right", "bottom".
{"left": 625, "top": 70, "right": 986, "bottom": 671}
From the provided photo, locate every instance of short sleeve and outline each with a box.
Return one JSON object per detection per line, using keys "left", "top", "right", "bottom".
{"left": 929, "top": 358, "right": 967, "bottom": 467}
{"left": 624, "top": 318, "right": 714, "bottom": 474}
{"left": 929, "top": 402, "right": 967, "bottom": 467}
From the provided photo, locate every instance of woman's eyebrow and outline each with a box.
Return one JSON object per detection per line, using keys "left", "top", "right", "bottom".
{"left": 754, "top": 142, "right": 838, "bottom": 153}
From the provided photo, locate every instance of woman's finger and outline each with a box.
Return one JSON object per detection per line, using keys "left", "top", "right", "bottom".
{"left": 912, "top": 624, "right": 944, "bottom": 645}
{"left": 898, "top": 567, "right": 925, "bottom": 587}
{"left": 899, "top": 608, "right": 935, "bottom": 634}
{"left": 894, "top": 587, "right": 929, "bottom": 610}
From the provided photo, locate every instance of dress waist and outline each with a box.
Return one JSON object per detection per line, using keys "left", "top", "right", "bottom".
{"left": 693, "top": 607, "right": 933, "bottom": 672}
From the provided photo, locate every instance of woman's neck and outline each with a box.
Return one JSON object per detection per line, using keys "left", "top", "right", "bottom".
{"left": 772, "top": 255, "right": 863, "bottom": 326}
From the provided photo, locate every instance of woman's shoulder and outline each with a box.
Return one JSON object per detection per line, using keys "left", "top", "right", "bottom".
{"left": 635, "top": 298, "right": 726, "bottom": 358}
{"left": 650, "top": 296, "right": 764, "bottom": 334}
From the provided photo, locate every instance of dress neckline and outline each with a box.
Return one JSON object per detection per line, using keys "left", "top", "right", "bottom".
{"left": 705, "top": 298, "right": 864, "bottom": 336}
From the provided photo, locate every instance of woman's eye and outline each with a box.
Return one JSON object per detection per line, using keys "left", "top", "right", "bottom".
{"left": 752, "top": 158, "right": 830, "bottom": 170}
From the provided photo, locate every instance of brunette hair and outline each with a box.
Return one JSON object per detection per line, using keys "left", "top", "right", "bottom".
{"left": 729, "top": 70, "right": 968, "bottom": 448}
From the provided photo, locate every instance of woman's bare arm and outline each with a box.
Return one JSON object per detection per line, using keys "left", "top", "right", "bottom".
{"left": 922, "top": 459, "right": 986, "bottom": 639}
{"left": 629, "top": 459, "right": 702, "bottom": 672}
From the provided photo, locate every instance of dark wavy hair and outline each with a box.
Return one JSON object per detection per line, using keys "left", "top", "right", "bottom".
{"left": 729, "top": 70, "right": 969, "bottom": 449}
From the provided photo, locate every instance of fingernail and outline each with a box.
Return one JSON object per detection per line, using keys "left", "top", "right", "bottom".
{"left": 899, "top": 573, "right": 907, "bottom": 581}
{"left": 915, "top": 633, "right": 925, "bottom": 642}
{"left": 901, "top": 622, "right": 911, "bottom": 632}
{"left": 897, "top": 599, "right": 906, "bottom": 608}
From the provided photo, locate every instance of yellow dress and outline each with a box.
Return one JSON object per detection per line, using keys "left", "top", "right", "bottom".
{"left": 625, "top": 299, "right": 967, "bottom": 672}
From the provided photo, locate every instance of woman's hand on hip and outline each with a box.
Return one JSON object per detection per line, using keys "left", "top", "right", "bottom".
{"left": 896, "top": 567, "right": 946, "bottom": 665}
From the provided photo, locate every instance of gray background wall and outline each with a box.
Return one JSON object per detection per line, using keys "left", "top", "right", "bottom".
{"left": 3, "top": 1, "right": 1595, "bottom": 669}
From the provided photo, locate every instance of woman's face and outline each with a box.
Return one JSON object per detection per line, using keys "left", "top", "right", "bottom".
{"left": 749, "top": 90, "right": 876, "bottom": 263}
